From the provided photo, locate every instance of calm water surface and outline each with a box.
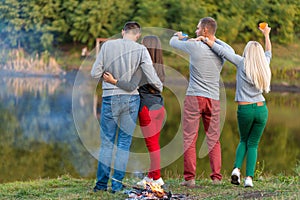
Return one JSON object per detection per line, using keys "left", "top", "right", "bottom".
{"left": 0, "top": 72, "right": 299, "bottom": 183}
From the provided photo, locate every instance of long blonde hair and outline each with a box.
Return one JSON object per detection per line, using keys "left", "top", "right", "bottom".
{"left": 243, "top": 41, "right": 271, "bottom": 93}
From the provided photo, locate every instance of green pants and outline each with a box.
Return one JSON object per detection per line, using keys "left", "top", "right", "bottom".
{"left": 234, "top": 102, "right": 268, "bottom": 177}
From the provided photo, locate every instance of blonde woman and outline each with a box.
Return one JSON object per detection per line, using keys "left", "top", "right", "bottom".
{"left": 197, "top": 24, "right": 271, "bottom": 187}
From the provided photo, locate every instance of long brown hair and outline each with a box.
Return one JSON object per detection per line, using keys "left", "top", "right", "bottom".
{"left": 141, "top": 35, "right": 165, "bottom": 83}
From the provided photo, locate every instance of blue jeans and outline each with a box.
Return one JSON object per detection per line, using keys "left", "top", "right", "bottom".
{"left": 95, "top": 95, "right": 140, "bottom": 191}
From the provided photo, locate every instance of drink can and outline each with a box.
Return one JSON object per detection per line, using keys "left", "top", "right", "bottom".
{"left": 181, "top": 33, "right": 188, "bottom": 41}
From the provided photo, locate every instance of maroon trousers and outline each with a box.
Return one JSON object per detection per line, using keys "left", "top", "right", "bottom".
{"left": 183, "top": 96, "right": 222, "bottom": 181}
{"left": 139, "top": 105, "right": 165, "bottom": 180}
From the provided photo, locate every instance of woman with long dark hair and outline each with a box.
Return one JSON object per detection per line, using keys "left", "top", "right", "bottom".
{"left": 103, "top": 35, "right": 166, "bottom": 186}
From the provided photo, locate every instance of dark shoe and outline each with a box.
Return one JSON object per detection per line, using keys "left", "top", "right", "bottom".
{"left": 231, "top": 168, "right": 241, "bottom": 185}
{"left": 93, "top": 186, "right": 107, "bottom": 193}
{"left": 111, "top": 189, "right": 123, "bottom": 194}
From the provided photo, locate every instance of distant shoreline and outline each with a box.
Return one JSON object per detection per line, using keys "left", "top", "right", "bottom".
{"left": 1, "top": 70, "right": 299, "bottom": 93}
{"left": 224, "top": 82, "right": 300, "bottom": 93}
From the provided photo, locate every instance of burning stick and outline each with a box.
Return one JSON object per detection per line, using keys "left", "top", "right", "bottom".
{"left": 111, "top": 177, "right": 188, "bottom": 199}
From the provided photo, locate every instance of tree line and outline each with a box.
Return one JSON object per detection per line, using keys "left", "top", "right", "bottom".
{"left": 0, "top": 0, "right": 299, "bottom": 53}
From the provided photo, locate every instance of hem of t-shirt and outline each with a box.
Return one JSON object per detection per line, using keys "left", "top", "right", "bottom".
{"left": 186, "top": 93, "right": 219, "bottom": 101}
{"left": 234, "top": 98, "right": 266, "bottom": 103}
{"left": 102, "top": 89, "right": 139, "bottom": 97}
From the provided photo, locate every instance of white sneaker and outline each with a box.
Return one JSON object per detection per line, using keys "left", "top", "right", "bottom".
{"left": 231, "top": 168, "right": 240, "bottom": 185}
{"left": 244, "top": 177, "right": 254, "bottom": 187}
{"left": 152, "top": 177, "right": 164, "bottom": 186}
{"left": 136, "top": 176, "right": 153, "bottom": 187}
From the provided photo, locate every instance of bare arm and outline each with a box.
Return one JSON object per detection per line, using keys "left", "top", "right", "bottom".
{"left": 103, "top": 72, "right": 117, "bottom": 85}
{"left": 259, "top": 25, "right": 271, "bottom": 52}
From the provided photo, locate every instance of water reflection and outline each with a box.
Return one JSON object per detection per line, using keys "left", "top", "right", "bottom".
{"left": 1, "top": 76, "right": 62, "bottom": 97}
{"left": 0, "top": 74, "right": 96, "bottom": 183}
{"left": 0, "top": 74, "right": 299, "bottom": 183}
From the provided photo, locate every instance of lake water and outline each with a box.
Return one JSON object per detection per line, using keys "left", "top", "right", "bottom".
{"left": 0, "top": 72, "right": 299, "bottom": 183}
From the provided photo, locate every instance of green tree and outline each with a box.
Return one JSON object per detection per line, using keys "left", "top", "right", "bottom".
{"left": 1, "top": 0, "right": 300, "bottom": 53}
{"left": 0, "top": 0, "right": 25, "bottom": 48}
{"left": 163, "top": 0, "right": 207, "bottom": 36}
{"left": 0, "top": 0, "right": 70, "bottom": 52}
{"left": 264, "top": 0, "right": 298, "bottom": 44}
{"left": 69, "top": 0, "right": 134, "bottom": 48}
{"left": 210, "top": 0, "right": 243, "bottom": 43}
{"left": 133, "top": 0, "right": 167, "bottom": 28}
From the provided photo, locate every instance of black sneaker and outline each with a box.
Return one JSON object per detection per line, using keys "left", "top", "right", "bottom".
{"left": 231, "top": 168, "right": 241, "bottom": 185}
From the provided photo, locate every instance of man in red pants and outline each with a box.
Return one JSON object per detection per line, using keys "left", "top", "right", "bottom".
{"left": 170, "top": 17, "right": 234, "bottom": 186}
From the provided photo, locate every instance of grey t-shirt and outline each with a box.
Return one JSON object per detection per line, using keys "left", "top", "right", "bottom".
{"left": 169, "top": 37, "right": 234, "bottom": 100}
{"left": 211, "top": 42, "right": 272, "bottom": 102}
{"left": 91, "top": 38, "right": 163, "bottom": 97}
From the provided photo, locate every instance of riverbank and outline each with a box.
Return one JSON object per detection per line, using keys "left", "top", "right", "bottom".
{"left": 1, "top": 40, "right": 299, "bottom": 89}
{"left": 0, "top": 174, "right": 298, "bottom": 200}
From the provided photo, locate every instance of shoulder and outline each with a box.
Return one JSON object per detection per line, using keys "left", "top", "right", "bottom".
{"left": 101, "top": 39, "right": 118, "bottom": 48}
{"left": 104, "top": 38, "right": 122, "bottom": 45}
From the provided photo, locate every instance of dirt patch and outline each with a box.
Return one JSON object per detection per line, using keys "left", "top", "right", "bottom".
{"left": 238, "top": 190, "right": 279, "bottom": 199}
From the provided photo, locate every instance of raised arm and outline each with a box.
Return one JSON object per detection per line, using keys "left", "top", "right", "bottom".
{"left": 259, "top": 25, "right": 271, "bottom": 52}
{"left": 198, "top": 36, "right": 243, "bottom": 67}
{"left": 215, "top": 39, "right": 235, "bottom": 54}
{"left": 169, "top": 32, "right": 194, "bottom": 54}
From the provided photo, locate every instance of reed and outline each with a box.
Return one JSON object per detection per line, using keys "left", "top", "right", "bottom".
{"left": 0, "top": 49, "right": 65, "bottom": 76}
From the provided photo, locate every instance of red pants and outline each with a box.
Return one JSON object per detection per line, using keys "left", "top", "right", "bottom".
{"left": 139, "top": 106, "right": 165, "bottom": 180}
{"left": 183, "top": 96, "right": 222, "bottom": 181}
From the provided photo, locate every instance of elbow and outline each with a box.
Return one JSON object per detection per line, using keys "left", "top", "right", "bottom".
{"left": 90, "top": 71, "right": 96, "bottom": 78}
{"left": 230, "top": 48, "right": 235, "bottom": 54}
{"left": 128, "top": 85, "right": 137, "bottom": 91}
{"left": 158, "top": 83, "right": 163, "bottom": 92}
{"left": 90, "top": 71, "right": 98, "bottom": 79}
{"left": 169, "top": 37, "right": 176, "bottom": 46}
{"left": 159, "top": 87, "right": 163, "bottom": 92}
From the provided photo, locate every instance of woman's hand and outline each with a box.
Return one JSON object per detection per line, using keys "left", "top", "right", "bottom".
{"left": 174, "top": 31, "right": 186, "bottom": 40}
{"left": 103, "top": 72, "right": 117, "bottom": 85}
{"left": 259, "top": 24, "right": 272, "bottom": 52}
{"left": 259, "top": 24, "right": 271, "bottom": 37}
{"left": 195, "top": 36, "right": 205, "bottom": 41}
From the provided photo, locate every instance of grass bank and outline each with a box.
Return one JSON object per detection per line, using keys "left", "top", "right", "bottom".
{"left": 0, "top": 174, "right": 298, "bottom": 200}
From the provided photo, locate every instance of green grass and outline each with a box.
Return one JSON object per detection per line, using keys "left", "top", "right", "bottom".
{"left": 0, "top": 174, "right": 298, "bottom": 200}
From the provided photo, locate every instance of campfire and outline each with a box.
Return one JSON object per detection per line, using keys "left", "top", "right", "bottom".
{"left": 125, "top": 181, "right": 187, "bottom": 200}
